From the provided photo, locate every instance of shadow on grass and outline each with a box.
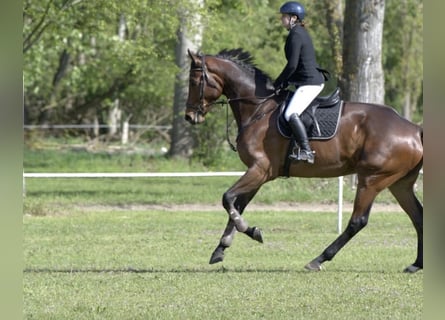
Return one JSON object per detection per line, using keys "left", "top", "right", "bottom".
{"left": 23, "top": 267, "right": 299, "bottom": 274}
{"left": 23, "top": 266, "right": 408, "bottom": 274}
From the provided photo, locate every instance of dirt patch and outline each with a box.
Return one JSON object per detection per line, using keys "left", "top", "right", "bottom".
{"left": 74, "top": 202, "right": 402, "bottom": 213}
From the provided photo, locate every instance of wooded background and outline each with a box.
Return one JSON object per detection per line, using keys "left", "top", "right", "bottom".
{"left": 23, "top": 0, "right": 423, "bottom": 159}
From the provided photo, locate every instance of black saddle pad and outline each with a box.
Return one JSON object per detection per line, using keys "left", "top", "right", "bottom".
{"left": 277, "top": 90, "right": 343, "bottom": 140}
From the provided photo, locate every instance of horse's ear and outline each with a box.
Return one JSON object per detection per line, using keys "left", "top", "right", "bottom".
{"left": 187, "top": 49, "right": 198, "bottom": 64}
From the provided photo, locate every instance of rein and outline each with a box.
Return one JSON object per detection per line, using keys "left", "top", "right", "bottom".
{"left": 213, "top": 94, "right": 278, "bottom": 152}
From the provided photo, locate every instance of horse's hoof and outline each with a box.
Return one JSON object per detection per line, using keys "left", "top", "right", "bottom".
{"left": 209, "top": 250, "right": 224, "bottom": 264}
{"left": 252, "top": 227, "right": 263, "bottom": 243}
{"left": 304, "top": 261, "right": 323, "bottom": 271}
{"left": 246, "top": 226, "right": 263, "bottom": 243}
{"left": 403, "top": 264, "right": 422, "bottom": 273}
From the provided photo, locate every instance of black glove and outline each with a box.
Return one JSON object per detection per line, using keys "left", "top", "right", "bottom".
{"left": 274, "top": 83, "right": 285, "bottom": 95}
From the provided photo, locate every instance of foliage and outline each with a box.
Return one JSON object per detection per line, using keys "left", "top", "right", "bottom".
{"left": 24, "top": 210, "right": 422, "bottom": 319}
{"left": 24, "top": 0, "right": 183, "bottom": 128}
{"left": 189, "top": 105, "right": 240, "bottom": 167}
{"left": 383, "top": 0, "right": 423, "bottom": 122}
{"left": 23, "top": 0, "right": 423, "bottom": 163}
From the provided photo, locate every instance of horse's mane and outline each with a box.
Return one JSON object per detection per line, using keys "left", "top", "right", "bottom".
{"left": 215, "top": 48, "right": 274, "bottom": 85}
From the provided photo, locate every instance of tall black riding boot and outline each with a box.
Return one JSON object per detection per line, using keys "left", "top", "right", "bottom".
{"left": 288, "top": 113, "right": 315, "bottom": 164}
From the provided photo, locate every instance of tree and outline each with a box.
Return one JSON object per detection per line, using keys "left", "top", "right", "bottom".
{"left": 383, "top": 0, "right": 422, "bottom": 121}
{"left": 321, "top": 0, "right": 344, "bottom": 87}
{"left": 342, "top": 0, "right": 385, "bottom": 104}
{"left": 107, "top": 13, "right": 126, "bottom": 138}
{"left": 23, "top": 1, "right": 181, "bottom": 141}
{"left": 23, "top": 0, "right": 422, "bottom": 157}
{"left": 170, "top": 0, "right": 204, "bottom": 157}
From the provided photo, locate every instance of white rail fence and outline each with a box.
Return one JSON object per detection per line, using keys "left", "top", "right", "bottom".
{"left": 23, "top": 125, "right": 171, "bottom": 130}
{"left": 23, "top": 170, "right": 423, "bottom": 234}
{"left": 23, "top": 172, "right": 244, "bottom": 178}
{"left": 24, "top": 124, "right": 171, "bottom": 145}
{"left": 23, "top": 172, "right": 347, "bottom": 234}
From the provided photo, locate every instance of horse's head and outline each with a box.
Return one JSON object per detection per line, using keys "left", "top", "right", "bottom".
{"left": 185, "top": 50, "right": 223, "bottom": 124}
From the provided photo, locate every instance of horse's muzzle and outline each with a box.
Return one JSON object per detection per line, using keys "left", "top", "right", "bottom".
{"left": 184, "top": 111, "right": 205, "bottom": 124}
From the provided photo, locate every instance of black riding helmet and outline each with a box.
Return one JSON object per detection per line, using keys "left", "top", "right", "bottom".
{"left": 279, "top": 1, "right": 306, "bottom": 20}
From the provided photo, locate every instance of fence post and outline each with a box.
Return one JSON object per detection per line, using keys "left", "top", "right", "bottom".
{"left": 122, "top": 121, "right": 129, "bottom": 144}
{"left": 121, "top": 114, "right": 132, "bottom": 145}
{"left": 338, "top": 176, "right": 343, "bottom": 234}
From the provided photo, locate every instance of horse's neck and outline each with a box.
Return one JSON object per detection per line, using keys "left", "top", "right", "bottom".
{"left": 228, "top": 98, "right": 277, "bottom": 133}
{"left": 214, "top": 59, "right": 273, "bottom": 127}
{"left": 223, "top": 81, "right": 265, "bottom": 126}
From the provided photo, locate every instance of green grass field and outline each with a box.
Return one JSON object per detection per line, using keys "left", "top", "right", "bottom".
{"left": 24, "top": 209, "right": 422, "bottom": 319}
{"left": 23, "top": 146, "right": 423, "bottom": 319}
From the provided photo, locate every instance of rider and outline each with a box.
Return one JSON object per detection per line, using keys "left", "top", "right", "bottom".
{"left": 274, "top": 1, "right": 327, "bottom": 164}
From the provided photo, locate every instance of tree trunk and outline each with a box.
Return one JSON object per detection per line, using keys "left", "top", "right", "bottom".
{"left": 342, "top": 0, "right": 385, "bottom": 188}
{"left": 403, "top": 91, "right": 412, "bottom": 120}
{"left": 342, "top": 0, "right": 385, "bottom": 104}
{"left": 38, "top": 48, "right": 70, "bottom": 125}
{"left": 108, "top": 99, "right": 121, "bottom": 137}
{"left": 108, "top": 13, "right": 126, "bottom": 138}
{"left": 169, "top": 0, "right": 204, "bottom": 158}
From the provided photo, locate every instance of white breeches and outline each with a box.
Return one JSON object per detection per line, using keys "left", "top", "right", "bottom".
{"left": 284, "top": 83, "right": 325, "bottom": 121}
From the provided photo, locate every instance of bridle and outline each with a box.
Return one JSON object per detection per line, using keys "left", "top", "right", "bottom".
{"left": 187, "top": 53, "right": 278, "bottom": 112}
{"left": 187, "top": 54, "right": 224, "bottom": 116}
{"left": 186, "top": 52, "right": 279, "bottom": 151}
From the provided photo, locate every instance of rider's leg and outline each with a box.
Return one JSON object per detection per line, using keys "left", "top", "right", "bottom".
{"left": 288, "top": 113, "right": 315, "bottom": 163}
{"left": 284, "top": 84, "right": 324, "bottom": 163}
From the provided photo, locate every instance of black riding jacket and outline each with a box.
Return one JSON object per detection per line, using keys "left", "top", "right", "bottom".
{"left": 274, "top": 24, "right": 325, "bottom": 88}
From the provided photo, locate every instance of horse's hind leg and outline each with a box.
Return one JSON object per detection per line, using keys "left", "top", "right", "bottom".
{"left": 389, "top": 172, "right": 423, "bottom": 273}
{"left": 305, "top": 176, "right": 381, "bottom": 271}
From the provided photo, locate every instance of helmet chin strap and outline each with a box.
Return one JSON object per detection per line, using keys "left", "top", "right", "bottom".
{"left": 288, "top": 16, "right": 298, "bottom": 30}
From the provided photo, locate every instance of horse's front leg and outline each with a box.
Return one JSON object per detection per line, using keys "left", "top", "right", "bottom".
{"left": 209, "top": 169, "right": 267, "bottom": 264}
{"left": 209, "top": 190, "right": 262, "bottom": 264}
{"left": 223, "top": 182, "right": 264, "bottom": 243}
{"left": 209, "top": 219, "right": 236, "bottom": 264}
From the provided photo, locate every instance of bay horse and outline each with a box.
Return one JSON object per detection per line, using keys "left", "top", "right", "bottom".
{"left": 184, "top": 48, "right": 423, "bottom": 273}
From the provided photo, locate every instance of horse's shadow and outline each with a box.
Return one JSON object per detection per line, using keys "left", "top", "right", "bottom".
{"left": 23, "top": 266, "right": 409, "bottom": 275}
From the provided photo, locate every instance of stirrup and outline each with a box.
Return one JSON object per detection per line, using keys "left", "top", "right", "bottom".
{"left": 289, "top": 148, "right": 315, "bottom": 164}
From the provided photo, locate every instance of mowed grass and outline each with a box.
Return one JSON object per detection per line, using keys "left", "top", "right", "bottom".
{"left": 23, "top": 146, "right": 423, "bottom": 318}
{"left": 23, "top": 175, "right": 418, "bottom": 216}
{"left": 23, "top": 146, "right": 423, "bottom": 209}
{"left": 24, "top": 209, "right": 423, "bottom": 319}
